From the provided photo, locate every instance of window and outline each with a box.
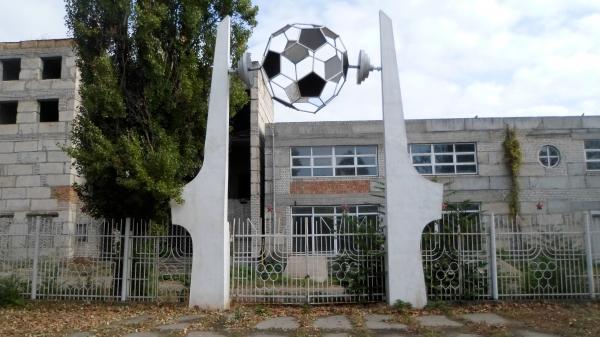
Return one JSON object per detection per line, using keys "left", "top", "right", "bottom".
{"left": 1, "top": 58, "right": 20, "bottom": 81}
{"left": 585, "top": 140, "right": 600, "bottom": 171}
{"left": 409, "top": 143, "right": 477, "bottom": 175}
{"left": 39, "top": 99, "right": 59, "bottom": 122}
{"left": 290, "top": 145, "right": 377, "bottom": 177}
{"left": 0, "top": 101, "right": 18, "bottom": 124}
{"left": 538, "top": 145, "right": 560, "bottom": 168}
{"left": 75, "top": 223, "right": 88, "bottom": 243}
{"left": 291, "top": 205, "right": 380, "bottom": 254}
{"left": 41, "top": 57, "right": 62, "bottom": 79}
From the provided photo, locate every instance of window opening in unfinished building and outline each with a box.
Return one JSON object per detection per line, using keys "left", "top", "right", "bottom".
{"left": 0, "top": 101, "right": 18, "bottom": 124}
{"left": 39, "top": 99, "right": 59, "bottom": 122}
{"left": 1, "top": 58, "right": 20, "bottom": 80}
{"left": 42, "top": 56, "right": 62, "bottom": 79}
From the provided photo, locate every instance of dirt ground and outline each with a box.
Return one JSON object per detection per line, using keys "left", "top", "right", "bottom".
{"left": 0, "top": 300, "right": 599, "bottom": 337}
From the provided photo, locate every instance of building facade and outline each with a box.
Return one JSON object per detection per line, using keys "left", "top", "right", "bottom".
{"left": 1, "top": 41, "right": 599, "bottom": 235}
{"left": 262, "top": 117, "right": 600, "bottom": 232}
{"left": 0, "top": 39, "right": 80, "bottom": 229}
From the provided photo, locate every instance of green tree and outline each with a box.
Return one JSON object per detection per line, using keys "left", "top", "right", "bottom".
{"left": 65, "top": 0, "right": 257, "bottom": 221}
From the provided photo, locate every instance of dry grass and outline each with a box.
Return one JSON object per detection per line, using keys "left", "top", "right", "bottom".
{"left": 0, "top": 300, "right": 598, "bottom": 337}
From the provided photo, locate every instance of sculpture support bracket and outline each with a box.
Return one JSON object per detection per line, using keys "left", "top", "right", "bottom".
{"left": 379, "top": 11, "right": 443, "bottom": 309}
{"left": 170, "top": 16, "right": 231, "bottom": 310}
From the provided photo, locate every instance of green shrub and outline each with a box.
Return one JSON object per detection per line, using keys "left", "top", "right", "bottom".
{"left": 393, "top": 299, "right": 413, "bottom": 312}
{"left": 0, "top": 275, "right": 25, "bottom": 307}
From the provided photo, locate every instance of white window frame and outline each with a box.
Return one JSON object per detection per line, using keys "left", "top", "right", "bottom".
{"left": 538, "top": 144, "right": 560, "bottom": 168}
{"left": 409, "top": 143, "right": 478, "bottom": 175}
{"left": 290, "top": 145, "right": 378, "bottom": 178}
{"left": 291, "top": 205, "right": 380, "bottom": 255}
{"left": 585, "top": 140, "right": 600, "bottom": 171}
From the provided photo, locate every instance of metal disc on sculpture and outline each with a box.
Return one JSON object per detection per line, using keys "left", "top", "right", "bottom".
{"left": 261, "top": 23, "right": 349, "bottom": 113}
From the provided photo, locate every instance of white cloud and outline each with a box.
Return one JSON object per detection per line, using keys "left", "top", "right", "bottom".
{"left": 0, "top": 1, "right": 67, "bottom": 41}
{"left": 250, "top": 0, "right": 600, "bottom": 121}
{"left": 1, "top": 1, "right": 598, "bottom": 122}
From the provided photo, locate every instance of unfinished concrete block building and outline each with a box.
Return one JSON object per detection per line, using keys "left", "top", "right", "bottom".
{"left": 0, "top": 39, "right": 80, "bottom": 230}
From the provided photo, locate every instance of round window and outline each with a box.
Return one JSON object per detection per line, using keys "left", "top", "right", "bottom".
{"left": 538, "top": 145, "right": 560, "bottom": 168}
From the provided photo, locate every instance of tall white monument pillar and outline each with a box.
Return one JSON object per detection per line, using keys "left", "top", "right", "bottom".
{"left": 170, "top": 16, "right": 231, "bottom": 309}
{"left": 379, "top": 11, "right": 443, "bottom": 309}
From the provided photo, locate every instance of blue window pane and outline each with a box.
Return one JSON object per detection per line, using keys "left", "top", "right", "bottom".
{"left": 412, "top": 155, "right": 431, "bottom": 164}
{"left": 292, "top": 207, "right": 313, "bottom": 215}
{"left": 435, "top": 165, "right": 455, "bottom": 174}
{"left": 587, "top": 162, "right": 600, "bottom": 170}
{"left": 433, "top": 144, "right": 453, "bottom": 153}
{"left": 292, "top": 168, "right": 311, "bottom": 176}
{"left": 415, "top": 166, "right": 432, "bottom": 174}
{"left": 292, "top": 158, "right": 310, "bottom": 166}
{"left": 312, "top": 146, "right": 332, "bottom": 155}
{"left": 435, "top": 155, "right": 454, "bottom": 163}
{"left": 356, "top": 156, "right": 376, "bottom": 165}
{"left": 585, "top": 140, "right": 600, "bottom": 149}
{"left": 357, "top": 167, "right": 377, "bottom": 176}
{"left": 358, "top": 205, "right": 379, "bottom": 213}
{"left": 335, "top": 146, "right": 355, "bottom": 155}
{"left": 314, "top": 206, "right": 335, "bottom": 214}
{"left": 356, "top": 146, "right": 377, "bottom": 155}
{"left": 336, "top": 167, "right": 355, "bottom": 176}
{"left": 456, "top": 165, "right": 476, "bottom": 173}
{"left": 586, "top": 151, "right": 600, "bottom": 160}
{"left": 291, "top": 147, "right": 310, "bottom": 156}
{"left": 455, "top": 143, "right": 475, "bottom": 152}
{"left": 456, "top": 154, "right": 475, "bottom": 163}
{"left": 313, "top": 157, "right": 332, "bottom": 166}
{"left": 336, "top": 157, "right": 354, "bottom": 166}
{"left": 313, "top": 168, "right": 333, "bottom": 176}
{"left": 410, "top": 144, "right": 430, "bottom": 154}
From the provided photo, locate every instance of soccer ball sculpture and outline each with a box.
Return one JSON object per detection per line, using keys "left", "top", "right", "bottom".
{"left": 261, "top": 24, "right": 349, "bottom": 113}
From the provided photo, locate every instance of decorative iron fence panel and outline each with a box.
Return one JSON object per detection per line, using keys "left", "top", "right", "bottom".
{"left": 0, "top": 218, "right": 191, "bottom": 302}
{"left": 422, "top": 213, "right": 491, "bottom": 300}
{"left": 421, "top": 212, "right": 600, "bottom": 301}
{"left": 494, "top": 214, "right": 591, "bottom": 299}
{"left": 230, "top": 216, "right": 386, "bottom": 304}
{"left": 2, "top": 212, "right": 599, "bottom": 303}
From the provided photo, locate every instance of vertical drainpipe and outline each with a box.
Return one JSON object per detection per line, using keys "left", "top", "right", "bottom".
{"left": 271, "top": 124, "right": 276, "bottom": 233}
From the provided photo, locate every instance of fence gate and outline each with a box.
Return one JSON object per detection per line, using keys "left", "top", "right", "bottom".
{"left": 230, "top": 216, "right": 386, "bottom": 304}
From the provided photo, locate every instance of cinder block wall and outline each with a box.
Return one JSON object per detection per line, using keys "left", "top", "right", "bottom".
{"left": 249, "top": 67, "right": 274, "bottom": 227}
{"left": 263, "top": 116, "right": 600, "bottom": 232}
{"left": 0, "top": 39, "right": 80, "bottom": 225}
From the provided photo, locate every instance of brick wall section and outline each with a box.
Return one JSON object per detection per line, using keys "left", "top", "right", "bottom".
{"left": 290, "top": 180, "right": 370, "bottom": 194}
{"left": 51, "top": 186, "right": 78, "bottom": 203}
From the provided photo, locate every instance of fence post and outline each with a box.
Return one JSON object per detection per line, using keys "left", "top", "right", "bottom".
{"left": 121, "top": 218, "right": 131, "bottom": 302}
{"left": 489, "top": 213, "right": 499, "bottom": 300}
{"left": 30, "top": 216, "right": 41, "bottom": 300}
{"left": 584, "top": 212, "right": 595, "bottom": 299}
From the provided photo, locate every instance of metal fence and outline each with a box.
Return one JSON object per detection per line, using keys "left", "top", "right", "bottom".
{"left": 2, "top": 212, "right": 599, "bottom": 303}
{"left": 423, "top": 212, "right": 600, "bottom": 300}
{"left": 0, "top": 218, "right": 191, "bottom": 302}
{"left": 230, "top": 216, "right": 386, "bottom": 304}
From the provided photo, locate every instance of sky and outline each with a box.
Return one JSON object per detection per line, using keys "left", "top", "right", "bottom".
{"left": 1, "top": 0, "right": 599, "bottom": 122}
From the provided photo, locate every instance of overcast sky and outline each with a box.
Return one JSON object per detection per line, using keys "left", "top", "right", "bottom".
{"left": 1, "top": 0, "right": 599, "bottom": 122}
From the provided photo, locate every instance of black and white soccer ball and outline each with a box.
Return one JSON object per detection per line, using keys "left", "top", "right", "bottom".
{"left": 261, "top": 24, "right": 349, "bottom": 113}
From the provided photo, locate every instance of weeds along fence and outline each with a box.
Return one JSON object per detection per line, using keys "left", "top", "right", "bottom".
{"left": 423, "top": 212, "right": 600, "bottom": 300}
{"left": 1, "top": 212, "right": 599, "bottom": 303}
{"left": 0, "top": 218, "right": 192, "bottom": 302}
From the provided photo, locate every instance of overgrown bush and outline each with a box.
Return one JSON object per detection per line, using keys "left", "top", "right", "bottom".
{"left": 0, "top": 275, "right": 25, "bottom": 307}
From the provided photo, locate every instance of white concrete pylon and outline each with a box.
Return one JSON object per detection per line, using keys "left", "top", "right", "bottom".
{"left": 170, "top": 16, "right": 231, "bottom": 309}
{"left": 379, "top": 10, "right": 443, "bottom": 309}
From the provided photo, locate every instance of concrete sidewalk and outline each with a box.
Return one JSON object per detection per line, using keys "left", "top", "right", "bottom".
{"left": 69, "top": 311, "right": 562, "bottom": 337}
